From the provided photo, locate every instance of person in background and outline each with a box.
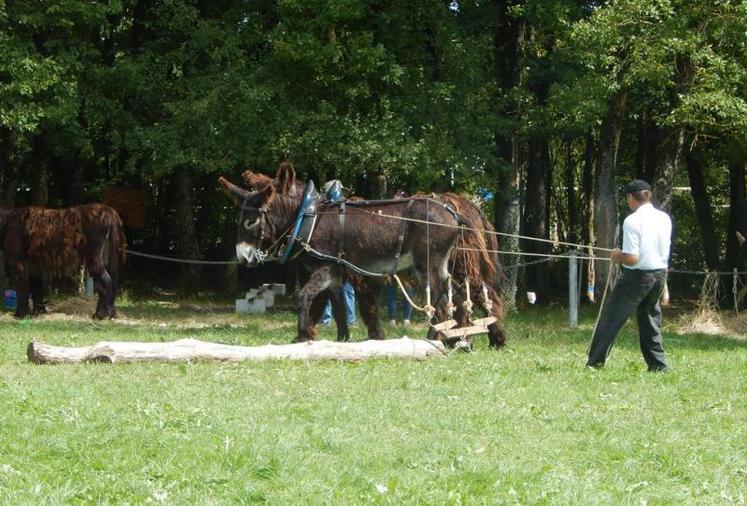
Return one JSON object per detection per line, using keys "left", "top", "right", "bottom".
{"left": 586, "top": 179, "right": 672, "bottom": 372}
{"left": 384, "top": 189, "right": 414, "bottom": 326}
{"left": 385, "top": 276, "right": 414, "bottom": 326}
{"left": 319, "top": 281, "right": 356, "bottom": 326}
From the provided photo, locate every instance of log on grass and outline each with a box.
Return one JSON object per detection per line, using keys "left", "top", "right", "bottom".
{"left": 27, "top": 337, "right": 448, "bottom": 364}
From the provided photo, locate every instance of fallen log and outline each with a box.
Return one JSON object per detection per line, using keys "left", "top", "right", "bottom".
{"left": 27, "top": 337, "right": 448, "bottom": 364}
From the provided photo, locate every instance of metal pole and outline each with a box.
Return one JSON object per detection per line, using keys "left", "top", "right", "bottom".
{"left": 569, "top": 249, "right": 578, "bottom": 328}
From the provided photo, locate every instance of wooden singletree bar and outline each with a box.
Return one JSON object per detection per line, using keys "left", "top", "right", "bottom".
{"left": 27, "top": 337, "right": 448, "bottom": 364}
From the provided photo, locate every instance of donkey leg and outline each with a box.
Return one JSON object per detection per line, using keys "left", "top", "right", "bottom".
{"left": 482, "top": 284, "right": 507, "bottom": 348}
{"left": 87, "top": 258, "right": 113, "bottom": 320}
{"left": 329, "top": 287, "right": 350, "bottom": 342}
{"left": 29, "top": 274, "right": 47, "bottom": 315}
{"left": 351, "top": 277, "right": 384, "bottom": 340}
{"left": 294, "top": 267, "right": 332, "bottom": 342}
{"left": 12, "top": 265, "right": 31, "bottom": 319}
{"left": 308, "top": 290, "right": 329, "bottom": 330}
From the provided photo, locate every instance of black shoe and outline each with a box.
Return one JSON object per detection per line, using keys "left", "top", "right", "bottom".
{"left": 647, "top": 366, "right": 670, "bottom": 373}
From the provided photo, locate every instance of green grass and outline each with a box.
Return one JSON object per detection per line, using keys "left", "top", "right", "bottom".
{"left": 0, "top": 298, "right": 745, "bottom": 504}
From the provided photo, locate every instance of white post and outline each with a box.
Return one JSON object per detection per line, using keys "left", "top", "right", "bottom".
{"left": 569, "top": 249, "right": 578, "bottom": 328}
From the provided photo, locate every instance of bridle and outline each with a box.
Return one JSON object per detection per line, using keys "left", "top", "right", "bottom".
{"left": 237, "top": 197, "right": 294, "bottom": 264}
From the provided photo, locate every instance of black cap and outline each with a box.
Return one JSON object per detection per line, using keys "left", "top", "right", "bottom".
{"left": 624, "top": 179, "right": 651, "bottom": 194}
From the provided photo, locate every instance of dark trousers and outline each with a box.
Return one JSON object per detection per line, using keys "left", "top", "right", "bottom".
{"left": 587, "top": 268, "right": 669, "bottom": 370}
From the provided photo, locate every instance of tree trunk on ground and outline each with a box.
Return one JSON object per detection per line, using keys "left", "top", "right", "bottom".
{"left": 27, "top": 337, "right": 450, "bottom": 364}
{"left": 685, "top": 145, "right": 720, "bottom": 271}
{"left": 594, "top": 91, "right": 627, "bottom": 295}
{"left": 173, "top": 168, "right": 201, "bottom": 295}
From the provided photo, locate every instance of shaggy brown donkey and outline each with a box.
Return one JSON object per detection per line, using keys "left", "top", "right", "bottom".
{"left": 0, "top": 204, "right": 126, "bottom": 319}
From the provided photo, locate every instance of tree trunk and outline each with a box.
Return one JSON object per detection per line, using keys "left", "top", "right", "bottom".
{"left": 30, "top": 135, "right": 49, "bottom": 207}
{"left": 652, "top": 55, "right": 693, "bottom": 212}
{"left": 173, "top": 168, "right": 201, "bottom": 295}
{"left": 65, "top": 162, "right": 86, "bottom": 206}
{"left": 594, "top": 91, "right": 627, "bottom": 294}
{"left": 684, "top": 145, "right": 720, "bottom": 271}
{"left": 582, "top": 131, "right": 596, "bottom": 300}
{"left": 523, "top": 135, "right": 550, "bottom": 302}
{"left": 492, "top": 0, "right": 526, "bottom": 309}
{"left": 651, "top": 126, "right": 686, "bottom": 212}
{"left": 565, "top": 137, "right": 577, "bottom": 245}
{"left": 634, "top": 112, "right": 658, "bottom": 183}
{"left": 1, "top": 131, "right": 20, "bottom": 206}
{"left": 725, "top": 162, "right": 747, "bottom": 271}
{"left": 495, "top": 141, "right": 523, "bottom": 307}
{"left": 27, "top": 337, "right": 449, "bottom": 364}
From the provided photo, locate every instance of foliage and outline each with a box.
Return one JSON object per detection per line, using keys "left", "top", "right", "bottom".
{"left": 0, "top": 0, "right": 746, "bottom": 291}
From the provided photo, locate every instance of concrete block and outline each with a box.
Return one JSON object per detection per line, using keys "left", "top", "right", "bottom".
{"left": 235, "top": 298, "right": 266, "bottom": 314}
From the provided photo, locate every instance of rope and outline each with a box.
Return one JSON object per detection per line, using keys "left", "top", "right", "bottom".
{"left": 587, "top": 261, "right": 620, "bottom": 355}
{"left": 313, "top": 209, "right": 615, "bottom": 254}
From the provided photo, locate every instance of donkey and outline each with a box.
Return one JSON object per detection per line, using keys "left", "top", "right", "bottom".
{"left": 220, "top": 166, "right": 464, "bottom": 343}
{"left": 0, "top": 204, "right": 126, "bottom": 319}
{"left": 436, "top": 193, "right": 506, "bottom": 348}
{"left": 240, "top": 164, "right": 384, "bottom": 342}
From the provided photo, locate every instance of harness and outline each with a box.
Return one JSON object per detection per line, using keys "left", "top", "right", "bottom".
{"left": 279, "top": 181, "right": 320, "bottom": 264}
{"left": 270, "top": 182, "right": 463, "bottom": 278}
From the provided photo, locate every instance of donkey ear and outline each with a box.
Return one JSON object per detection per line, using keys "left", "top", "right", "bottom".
{"left": 242, "top": 170, "right": 273, "bottom": 190}
{"left": 276, "top": 161, "right": 296, "bottom": 195}
{"left": 218, "top": 176, "right": 251, "bottom": 206}
{"left": 737, "top": 231, "right": 746, "bottom": 246}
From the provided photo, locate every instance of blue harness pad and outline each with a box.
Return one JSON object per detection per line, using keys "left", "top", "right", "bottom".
{"left": 280, "top": 180, "right": 319, "bottom": 264}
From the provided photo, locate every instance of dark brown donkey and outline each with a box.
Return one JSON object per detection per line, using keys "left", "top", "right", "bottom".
{"left": 238, "top": 165, "right": 507, "bottom": 348}
{"left": 0, "top": 204, "right": 126, "bottom": 319}
{"left": 240, "top": 166, "right": 383, "bottom": 342}
{"left": 220, "top": 166, "right": 465, "bottom": 343}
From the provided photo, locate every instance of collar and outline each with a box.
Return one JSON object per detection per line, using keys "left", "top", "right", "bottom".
{"left": 280, "top": 180, "right": 320, "bottom": 264}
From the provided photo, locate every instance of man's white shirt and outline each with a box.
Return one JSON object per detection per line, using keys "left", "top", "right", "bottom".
{"left": 621, "top": 202, "right": 672, "bottom": 270}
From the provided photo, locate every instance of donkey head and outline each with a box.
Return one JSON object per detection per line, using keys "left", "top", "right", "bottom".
{"left": 219, "top": 176, "right": 276, "bottom": 265}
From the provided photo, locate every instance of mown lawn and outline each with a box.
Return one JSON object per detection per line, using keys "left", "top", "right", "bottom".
{"left": 0, "top": 297, "right": 744, "bottom": 504}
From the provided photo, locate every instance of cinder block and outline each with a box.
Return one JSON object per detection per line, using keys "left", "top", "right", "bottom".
{"left": 261, "top": 291, "right": 275, "bottom": 308}
{"left": 235, "top": 298, "right": 266, "bottom": 314}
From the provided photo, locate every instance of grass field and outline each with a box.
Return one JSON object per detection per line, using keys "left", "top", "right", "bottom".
{"left": 0, "top": 296, "right": 745, "bottom": 504}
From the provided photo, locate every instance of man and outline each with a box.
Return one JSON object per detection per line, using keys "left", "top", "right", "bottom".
{"left": 587, "top": 180, "right": 672, "bottom": 372}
